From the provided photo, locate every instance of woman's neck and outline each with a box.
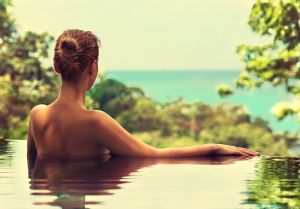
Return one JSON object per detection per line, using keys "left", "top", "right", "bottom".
{"left": 56, "top": 81, "right": 86, "bottom": 109}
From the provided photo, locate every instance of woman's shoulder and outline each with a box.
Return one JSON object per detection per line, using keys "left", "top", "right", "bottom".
{"left": 86, "top": 110, "right": 114, "bottom": 126}
{"left": 87, "top": 110, "right": 109, "bottom": 121}
{"left": 29, "top": 104, "right": 48, "bottom": 117}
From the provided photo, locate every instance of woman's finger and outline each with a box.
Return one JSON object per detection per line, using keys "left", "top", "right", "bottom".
{"left": 236, "top": 147, "right": 260, "bottom": 156}
{"left": 224, "top": 148, "right": 249, "bottom": 156}
{"left": 222, "top": 145, "right": 259, "bottom": 156}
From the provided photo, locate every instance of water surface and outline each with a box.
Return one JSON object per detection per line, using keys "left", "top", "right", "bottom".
{"left": 0, "top": 140, "right": 299, "bottom": 209}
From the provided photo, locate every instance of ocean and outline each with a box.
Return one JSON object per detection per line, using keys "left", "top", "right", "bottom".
{"left": 106, "top": 70, "right": 299, "bottom": 133}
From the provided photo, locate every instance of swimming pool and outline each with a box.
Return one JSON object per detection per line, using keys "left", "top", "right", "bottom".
{"left": 0, "top": 140, "right": 299, "bottom": 209}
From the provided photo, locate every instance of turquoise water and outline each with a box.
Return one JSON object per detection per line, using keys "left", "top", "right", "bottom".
{"left": 106, "top": 70, "right": 299, "bottom": 133}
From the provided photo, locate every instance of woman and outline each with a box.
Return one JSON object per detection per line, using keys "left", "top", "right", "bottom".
{"left": 27, "top": 29, "right": 260, "bottom": 158}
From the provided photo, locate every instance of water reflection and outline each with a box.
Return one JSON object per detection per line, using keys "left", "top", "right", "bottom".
{"left": 28, "top": 155, "right": 251, "bottom": 209}
{"left": 4, "top": 141, "right": 300, "bottom": 209}
{"left": 243, "top": 156, "right": 300, "bottom": 209}
{"left": 0, "top": 140, "right": 13, "bottom": 166}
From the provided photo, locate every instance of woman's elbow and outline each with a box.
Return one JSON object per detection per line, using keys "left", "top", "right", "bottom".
{"left": 142, "top": 148, "right": 160, "bottom": 158}
{"left": 206, "top": 144, "right": 223, "bottom": 155}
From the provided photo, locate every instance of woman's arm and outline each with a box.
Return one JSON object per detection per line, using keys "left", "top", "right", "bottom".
{"left": 93, "top": 111, "right": 259, "bottom": 158}
{"left": 156, "top": 144, "right": 259, "bottom": 157}
{"left": 27, "top": 105, "right": 45, "bottom": 156}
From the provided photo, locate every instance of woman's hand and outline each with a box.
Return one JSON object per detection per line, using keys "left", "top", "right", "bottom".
{"left": 214, "top": 144, "right": 260, "bottom": 156}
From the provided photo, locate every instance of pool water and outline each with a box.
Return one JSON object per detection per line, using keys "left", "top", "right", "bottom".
{"left": 0, "top": 140, "right": 299, "bottom": 209}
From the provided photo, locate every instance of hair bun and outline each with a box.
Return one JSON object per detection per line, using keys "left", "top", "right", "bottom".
{"left": 57, "top": 37, "right": 80, "bottom": 77}
{"left": 60, "top": 38, "right": 79, "bottom": 55}
{"left": 54, "top": 29, "right": 100, "bottom": 81}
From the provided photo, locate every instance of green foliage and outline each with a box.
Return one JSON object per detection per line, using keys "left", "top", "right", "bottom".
{"left": 219, "top": 0, "right": 300, "bottom": 120}
{"left": 244, "top": 156, "right": 300, "bottom": 208}
{"left": 5, "top": 115, "right": 29, "bottom": 139}
{"left": 199, "top": 123, "right": 290, "bottom": 156}
{"left": 116, "top": 98, "right": 161, "bottom": 132}
{"left": 217, "top": 84, "right": 234, "bottom": 97}
{"left": 0, "top": 0, "right": 57, "bottom": 138}
{"left": 134, "top": 131, "right": 199, "bottom": 148}
{"left": 88, "top": 78, "right": 145, "bottom": 117}
{"left": 271, "top": 101, "right": 297, "bottom": 120}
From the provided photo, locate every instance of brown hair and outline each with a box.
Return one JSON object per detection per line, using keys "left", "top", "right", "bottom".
{"left": 54, "top": 29, "right": 100, "bottom": 82}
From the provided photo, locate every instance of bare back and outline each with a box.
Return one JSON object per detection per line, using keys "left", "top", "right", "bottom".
{"left": 29, "top": 103, "right": 110, "bottom": 158}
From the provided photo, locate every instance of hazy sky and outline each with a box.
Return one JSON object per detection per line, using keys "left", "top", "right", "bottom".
{"left": 12, "top": 0, "right": 267, "bottom": 71}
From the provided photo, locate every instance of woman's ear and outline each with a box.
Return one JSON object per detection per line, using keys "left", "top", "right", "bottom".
{"left": 86, "top": 60, "right": 98, "bottom": 90}
{"left": 92, "top": 60, "right": 98, "bottom": 75}
{"left": 88, "top": 60, "right": 98, "bottom": 75}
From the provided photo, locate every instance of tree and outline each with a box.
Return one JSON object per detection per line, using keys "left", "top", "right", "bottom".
{"left": 218, "top": 0, "right": 300, "bottom": 121}
{"left": 88, "top": 78, "right": 145, "bottom": 117}
{"left": 0, "top": 0, "right": 57, "bottom": 138}
{"left": 116, "top": 97, "right": 161, "bottom": 132}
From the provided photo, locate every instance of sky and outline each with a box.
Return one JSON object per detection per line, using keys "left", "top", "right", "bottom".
{"left": 12, "top": 0, "right": 268, "bottom": 71}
